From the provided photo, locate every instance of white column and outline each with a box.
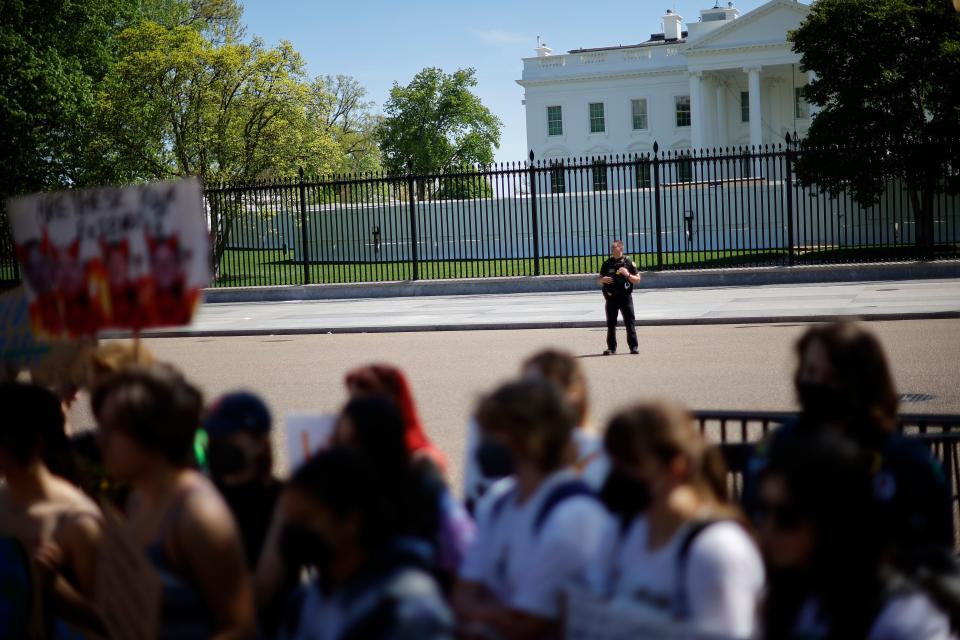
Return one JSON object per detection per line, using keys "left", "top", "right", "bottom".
{"left": 746, "top": 66, "right": 763, "bottom": 149}
{"left": 689, "top": 71, "right": 705, "bottom": 151}
{"left": 715, "top": 82, "right": 728, "bottom": 148}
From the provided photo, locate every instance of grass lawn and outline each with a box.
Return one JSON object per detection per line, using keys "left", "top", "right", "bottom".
{"left": 211, "top": 248, "right": 788, "bottom": 287}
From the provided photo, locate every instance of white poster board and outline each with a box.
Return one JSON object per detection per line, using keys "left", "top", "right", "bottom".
{"left": 284, "top": 412, "right": 336, "bottom": 474}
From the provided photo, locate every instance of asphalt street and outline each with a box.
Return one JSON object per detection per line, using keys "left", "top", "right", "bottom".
{"left": 71, "top": 318, "right": 960, "bottom": 493}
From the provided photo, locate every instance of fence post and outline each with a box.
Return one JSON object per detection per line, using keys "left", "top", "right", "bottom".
{"left": 298, "top": 167, "right": 310, "bottom": 285}
{"left": 784, "top": 133, "right": 795, "bottom": 266}
{"left": 528, "top": 150, "right": 541, "bottom": 276}
{"left": 406, "top": 163, "right": 419, "bottom": 281}
{"left": 652, "top": 141, "right": 664, "bottom": 270}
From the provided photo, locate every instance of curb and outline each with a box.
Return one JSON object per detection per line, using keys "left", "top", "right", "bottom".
{"left": 202, "top": 260, "right": 960, "bottom": 303}
{"left": 116, "top": 310, "right": 960, "bottom": 339}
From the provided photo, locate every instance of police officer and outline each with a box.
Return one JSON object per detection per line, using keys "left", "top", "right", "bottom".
{"left": 598, "top": 240, "right": 641, "bottom": 355}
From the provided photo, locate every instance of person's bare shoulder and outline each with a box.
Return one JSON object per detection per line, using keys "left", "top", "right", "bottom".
{"left": 176, "top": 473, "right": 240, "bottom": 543}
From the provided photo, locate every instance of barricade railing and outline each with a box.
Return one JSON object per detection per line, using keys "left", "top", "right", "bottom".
{"left": 692, "top": 410, "right": 960, "bottom": 547}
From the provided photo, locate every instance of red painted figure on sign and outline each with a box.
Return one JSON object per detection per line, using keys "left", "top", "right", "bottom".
{"left": 146, "top": 234, "right": 197, "bottom": 327}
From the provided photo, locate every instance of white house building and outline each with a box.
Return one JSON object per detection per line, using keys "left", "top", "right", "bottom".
{"left": 517, "top": 0, "right": 814, "bottom": 164}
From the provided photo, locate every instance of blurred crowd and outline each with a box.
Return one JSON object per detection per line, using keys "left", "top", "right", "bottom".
{"left": 1, "top": 321, "right": 957, "bottom": 639}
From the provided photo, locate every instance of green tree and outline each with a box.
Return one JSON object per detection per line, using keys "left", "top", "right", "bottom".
{"left": 377, "top": 67, "right": 502, "bottom": 200}
{"left": 790, "top": 0, "right": 960, "bottom": 251}
{"left": 0, "top": 0, "right": 135, "bottom": 203}
{"left": 315, "top": 74, "right": 382, "bottom": 174}
{"left": 93, "top": 21, "right": 343, "bottom": 267}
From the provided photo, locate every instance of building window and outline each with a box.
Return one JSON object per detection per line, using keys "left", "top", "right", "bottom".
{"left": 741, "top": 91, "right": 750, "bottom": 123}
{"left": 675, "top": 96, "right": 691, "bottom": 127}
{"left": 741, "top": 156, "right": 753, "bottom": 177}
{"left": 631, "top": 99, "right": 648, "bottom": 130}
{"left": 635, "top": 161, "right": 652, "bottom": 188}
{"left": 592, "top": 162, "right": 607, "bottom": 191}
{"left": 550, "top": 163, "right": 565, "bottom": 194}
{"left": 677, "top": 154, "right": 693, "bottom": 183}
{"left": 795, "top": 87, "right": 810, "bottom": 119}
{"left": 547, "top": 106, "right": 563, "bottom": 136}
{"left": 589, "top": 102, "right": 606, "bottom": 133}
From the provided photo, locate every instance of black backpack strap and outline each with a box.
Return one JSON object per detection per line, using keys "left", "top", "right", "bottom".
{"left": 673, "top": 519, "right": 721, "bottom": 621}
{"left": 533, "top": 480, "right": 597, "bottom": 535}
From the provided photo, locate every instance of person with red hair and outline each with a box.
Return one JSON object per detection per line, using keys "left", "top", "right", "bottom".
{"left": 344, "top": 364, "right": 448, "bottom": 473}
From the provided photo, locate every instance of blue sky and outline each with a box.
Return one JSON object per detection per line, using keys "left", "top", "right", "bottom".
{"left": 241, "top": 0, "right": 784, "bottom": 164}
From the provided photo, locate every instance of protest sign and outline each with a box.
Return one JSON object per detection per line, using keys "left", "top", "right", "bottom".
{"left": 7, "top": 179, "right": 209, "bottom": 338}
{"left": 285, "top": 412, "right": 336, "bottom": 474}
{"left": 94, "top": 502, "right": 162, "bottom": 640}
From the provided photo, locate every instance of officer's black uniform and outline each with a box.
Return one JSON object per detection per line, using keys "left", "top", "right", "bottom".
{"left": 599, "top": 255, "right": 639, "bottom": 353}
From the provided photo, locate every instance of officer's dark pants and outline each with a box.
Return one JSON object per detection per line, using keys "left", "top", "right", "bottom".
{"left": 605, "top": 295, "right": 638, "bottom": 352}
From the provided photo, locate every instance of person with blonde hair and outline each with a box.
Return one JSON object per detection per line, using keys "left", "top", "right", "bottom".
{"left": 591, "top": 401, "right": 764, "bottom": 639}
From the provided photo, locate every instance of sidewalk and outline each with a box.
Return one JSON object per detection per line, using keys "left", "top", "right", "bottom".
{"left": 135, "top": 277, "right": 960, "bottom": 338}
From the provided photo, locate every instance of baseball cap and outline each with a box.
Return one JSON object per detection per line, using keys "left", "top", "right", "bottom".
{"left": 203, "top": 391, "right": 271, "bottom": 438}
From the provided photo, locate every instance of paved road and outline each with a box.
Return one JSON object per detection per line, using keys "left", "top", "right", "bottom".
{"left": 72, "top": 319, "right": 960, "bottom": 492}
{"left": 139, "top": 278, "right": 960, "bottom": 336}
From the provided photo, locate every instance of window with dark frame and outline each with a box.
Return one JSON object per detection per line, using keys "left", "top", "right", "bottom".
{"left": 589, "top": 102, "right": 606, "bottom": 133}
{"left": 675, "top": 96, "right": 691, "bottom": 127}
{"left": 592, "top": 162, "right": 607, "bottom": 191}
{"left": 547, "top": 106, "right": 563, "bottom": 136}
{"left": 631, "top": 99, "right": 648, "bottom": 130}
{"left": 550, "top": 162, "right": 565, "bottom": 194}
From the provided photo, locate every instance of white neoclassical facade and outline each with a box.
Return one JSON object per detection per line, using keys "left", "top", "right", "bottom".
{"left": 517, "top": 0, "right": 814, "bottom": 163}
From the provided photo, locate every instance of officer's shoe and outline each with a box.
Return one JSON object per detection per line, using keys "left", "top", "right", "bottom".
{"left": 603, "top": 349, "right": 616, "bottom": 356}
{"left": 630, "top": 347, "right": 639, "bottom": 355}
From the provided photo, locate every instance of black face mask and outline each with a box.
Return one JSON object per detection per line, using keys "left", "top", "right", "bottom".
{"left": 600, "top": 469, "right": 651, "bottom": 525}
{"left": 476, "top": 439, "right": 515, "bottom": 479}
{"left": 207, "top": 441, "right": 249, "bottom": 478}
{"left": 278, "top": 523, "right": 334, "bottom": 576}
{"left": 796, "top": 381, "right": 847, "bottom": 421}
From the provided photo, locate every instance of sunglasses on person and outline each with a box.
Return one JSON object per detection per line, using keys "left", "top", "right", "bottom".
{"left": 754, "top": 499, "right": 806, "bottom": 531}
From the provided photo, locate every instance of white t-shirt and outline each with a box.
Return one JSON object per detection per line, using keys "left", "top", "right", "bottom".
{"left": 794, "top": 591, "right": 954, "bottom": 640}
{"left": 462, "top": 420, "right": 609, "bottom": 507}
{"left": 459, "top": 470, "right": 612, "bottom": 619}
{"left": 571, "top": 430, "right": 610, "bottom": 491}
{"left": 591, "top": 516, "right": 764, "bottom": 639}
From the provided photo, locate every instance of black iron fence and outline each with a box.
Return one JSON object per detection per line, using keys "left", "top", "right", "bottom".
{"left": 2, "top": 137, "right": 958, "bottom": 289}
{"left": 696, "top": 410, "right": 960, "bottom": 546}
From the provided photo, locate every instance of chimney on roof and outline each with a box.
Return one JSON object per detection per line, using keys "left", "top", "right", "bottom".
{"left": 663, "top": 9, "right": 684, "bottom": 41}
{"left": 535, "top": 35, "right": 553, "bottom": 57}
{"left": 700, "top": 1, "right": 739, "bottom": 22}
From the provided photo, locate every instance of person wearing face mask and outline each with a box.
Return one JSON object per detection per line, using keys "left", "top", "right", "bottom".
{"left": 590, "top": 401, "right": 764, "bottom": 639}
{"left": 745, "top": 321, "right": 952, "bottom": 557}
{"left": 454, "top": 379, "right": 611, "bottom": 639}
{"left": 756, "top": 432, "right": 952, "bottom": 640}
{"left": 462, "top": 349, "right": 608, "bottom": 514}
{"left": 203, "top": 391, "right": 281, "bottom": 569}
{"left": 277, "top": 447, "right": 454, "bottom": 640}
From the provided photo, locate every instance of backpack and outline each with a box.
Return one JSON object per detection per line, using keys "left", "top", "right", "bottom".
{"left": 672, "top": 520, "right": 721, "bottom": 621}
{"left": 489, "top": 479, "right": 597, "bottom": 536}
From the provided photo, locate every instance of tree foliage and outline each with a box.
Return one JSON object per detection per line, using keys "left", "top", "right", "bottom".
{"left": 93, "top": 23, "right": 342, "bottom": 184}
{"left": 790, "top": 0, "right": 960, "bottom": 249}
{"left": 315, "top": 75, "right": 381, "bottom": 174}
{"left": 377, "top": 67, "right": 502, "bottom": 199}
{"left": 0, "top": 0, "right": 135, "bottom": 204}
